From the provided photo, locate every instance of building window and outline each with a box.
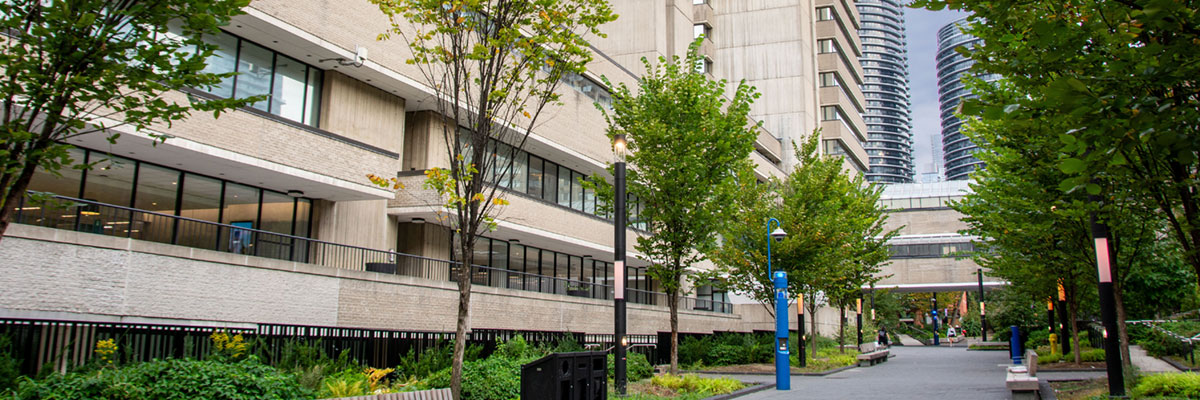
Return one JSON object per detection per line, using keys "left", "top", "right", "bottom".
{"left": 818, "top": 39, "right": 838, "bottom": 54}
{"left": 198, "top": 30, "right": 324, "bottom": 126}
{"left": 817, "top": 7, "right": 835, "bottom": 21}
{"left": 18, "top": 146, "right": 315, "bottom": 252}
{"left": 821, "top": 106, "right": 841, "bottom": 121}
{"left": 693, "top": 24, "right": 711, "bottom": 40}
{"left": 819, "top": 72, "right": 839, "bottom": 87}
{"left": 694, "top": 57, "right": 713, "bottom": 74}
{"left": 824, "top": 139, "right": 847, "bottom": 155}
{"left": 693, "top": 0, "right": 706, "bottom": 4}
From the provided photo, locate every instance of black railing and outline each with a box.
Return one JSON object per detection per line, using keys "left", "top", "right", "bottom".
{"left": 11, "top": 194, "right": 731, "bottom": 314}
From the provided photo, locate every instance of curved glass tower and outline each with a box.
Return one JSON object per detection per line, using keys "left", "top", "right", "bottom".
{"left": 857, "top": 0, "right": 914, "bottom": 183}
{"left": 937, "top": 18, "right": 994, "bottom": 181}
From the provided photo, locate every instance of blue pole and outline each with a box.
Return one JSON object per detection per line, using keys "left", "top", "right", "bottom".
{"left": 1010, "top": 325, "right": 1022, "bottom": 365}
{"left": 774, "top": 271, "right": 790, "bottom": 390}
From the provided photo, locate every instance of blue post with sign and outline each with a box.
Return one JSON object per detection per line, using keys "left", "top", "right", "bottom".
{"left": 774, "top": 271, "right": 790, "bottom": 390}
{"left": 1010, "top": 325, "right": 1023, "bottom": 365}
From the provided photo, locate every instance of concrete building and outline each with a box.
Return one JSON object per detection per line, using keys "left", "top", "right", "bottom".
{"left": 874, "top": 181, "right": 1003, "bottom": 293}
{"left": 0, "top": 0, "right": 869, "bottom": 368}
{"left": 856, "top": 0, "right": 915, "bottom": 183}
{"left": 936, "top": 18, "right": 998, "bottom": 181}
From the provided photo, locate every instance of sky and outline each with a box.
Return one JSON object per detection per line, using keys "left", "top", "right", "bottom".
{"left": 903, "top": 6, "right": 969, "bottom": 180}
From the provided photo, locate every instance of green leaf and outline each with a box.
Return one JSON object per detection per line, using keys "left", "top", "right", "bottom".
{"left": 1059, "top": 158, "right": 1086, "bottom": 174}
{"left": 1085, "top": 183, "right": 1101, "bottom": 195}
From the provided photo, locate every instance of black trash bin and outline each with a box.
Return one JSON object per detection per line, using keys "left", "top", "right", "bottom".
{"left": 520, "top": 351, "right": 607, "bottom": 400}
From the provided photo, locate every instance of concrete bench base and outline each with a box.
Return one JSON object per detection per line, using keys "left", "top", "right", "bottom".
{"left": 1006, "top": 366, "right": 1040, "bottom": 400}
{"left": 856, "top": 350, "right": 889, "bottom": 366}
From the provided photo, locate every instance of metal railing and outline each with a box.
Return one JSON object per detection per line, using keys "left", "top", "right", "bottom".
{"left": 11, "top": 194, "right": 733, "bottom": 314}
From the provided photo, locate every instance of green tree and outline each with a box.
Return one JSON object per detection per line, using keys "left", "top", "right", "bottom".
{"left": 594, "top": 40, "right": 760, "bottom": 373}
{"left": 911, "top": 0, "right": 1200, "bottom": 288}
{"left": 950, "top": 79, "right": 1174, "bottom": 365}
{"left": 369, "top": 1, "right": 614, "bottom": 397}
{"left": 0, "top": 0, "right": 254, "bottom": 243}
{"left": 709, "top": 135, "right": 895, "bottom": 358}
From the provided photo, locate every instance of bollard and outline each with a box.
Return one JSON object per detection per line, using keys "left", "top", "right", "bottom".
{"left": 1048, "top": 333, "right": 1059, "bottom": 355}
{"left": 1010, "top": 325, "right": 1022, "bottom": 365}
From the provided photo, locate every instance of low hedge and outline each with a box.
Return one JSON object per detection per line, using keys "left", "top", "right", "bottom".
{"left": 14, "top": 358, "right": 311, "bottom": 399}
{"left": 1132, "top": 372, "right": 1200, "bottom": 399}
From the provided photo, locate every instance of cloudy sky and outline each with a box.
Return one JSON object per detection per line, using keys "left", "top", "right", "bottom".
{"left": 903, "top": 6, "right": 969, "bottom": 179}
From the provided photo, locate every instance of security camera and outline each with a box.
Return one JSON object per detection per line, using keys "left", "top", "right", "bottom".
{"left": 770, "top": 227, "right": 787, "bottom": 243}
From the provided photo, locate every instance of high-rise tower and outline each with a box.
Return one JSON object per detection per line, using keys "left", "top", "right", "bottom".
{"left": 857, "top": 0, "right": 914, "bottom": 183}
{"left": 937, "top": 18, "right": 994, "bottom": 181}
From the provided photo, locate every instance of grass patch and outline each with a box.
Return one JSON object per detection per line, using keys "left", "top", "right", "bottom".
{"left": 1051, "top": 378, "right": 1108, "bottom": 400}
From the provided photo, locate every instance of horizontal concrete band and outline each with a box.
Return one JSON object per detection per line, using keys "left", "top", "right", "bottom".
{"left": 0, "top": 224, "right": 745, "bottom": 336}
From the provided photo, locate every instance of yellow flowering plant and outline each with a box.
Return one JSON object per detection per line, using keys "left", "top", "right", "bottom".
{"left": 210, "top": 330, "right": 249, "bottom": 361}
{"left": 94, "top": 338, "right": 117, "bottom": 366}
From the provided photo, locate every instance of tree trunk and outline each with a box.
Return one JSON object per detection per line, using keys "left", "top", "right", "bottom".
{"left": 1113, "top": 272, "right": 1131, "bottom": 368}
{"left": 809, "top": 294, "right": 819, "bottom": 359}
{"left": 1069, "top": 302, "right": 1081, "bottom": 364}
{"left": 838, "top": 305, "right": 846, "bottom": 354}
{"left": 450, "top": 237, "right": 475, "bottom": 400}
{"left": 668, "top": 289, "right": 680, "bottom": 374}
{"left": 0, "top": 157, "right": 43, "bottom": 244}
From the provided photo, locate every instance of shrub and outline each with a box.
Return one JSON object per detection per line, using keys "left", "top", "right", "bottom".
{"left": 607, "top": 352, "right": 653, "bottom": 382}
{"left": 459, "top": 355, "right": 521, "bottom": 400}
{"left": 0, "top": 334, "right": 21, "bottom": 394}
{"left": 15, "top": 358, "right": 311, "bottom": 399}
{"left": 1038, "top": 352, "right": 1062, "bottom": 364}
{"left": 1080, "top": 348, "right": 1106, "bottom": 362}
{"left": 1132, "top": 372, "right": 1200, "bottom": 399}
{"left": 650, "top": 374, "right": 742, "bottom": 395}
{"left": 319, "top": 368, "right": 368, "bottom": 398}
{"left": 1025, "top": 329, "right": 1051, "bottom": 348}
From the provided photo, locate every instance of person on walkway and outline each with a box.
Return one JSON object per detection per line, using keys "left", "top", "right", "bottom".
{"left": 877, "top": 327, "right": 889, "bottom": 348}
{"left": 947, "top": 326, "right": 957, "bottom": 346}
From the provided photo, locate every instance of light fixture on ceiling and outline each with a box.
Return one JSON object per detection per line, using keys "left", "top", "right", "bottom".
{"left": 287, "top": 190, "right": 304, "bottom": 198}
{"left": 411, "top": 218, "right": 425, "bottom": 224}
{"left": 509, "top": 238, "right": 520, "bottom": 243}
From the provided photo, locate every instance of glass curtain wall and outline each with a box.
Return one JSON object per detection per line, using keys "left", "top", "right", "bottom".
{"left": 15, "top": 146, "right": 314, "bottom": 258}
{"left": 197, "top": 30, "right": 323, "bottom": 126}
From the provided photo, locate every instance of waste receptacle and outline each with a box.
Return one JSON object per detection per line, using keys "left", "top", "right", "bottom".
{"left": 520, "top": 351, "right": 607, "bottom": 400}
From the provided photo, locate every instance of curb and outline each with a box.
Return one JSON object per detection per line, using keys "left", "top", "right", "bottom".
{"left": 702, "top": 382, "right": 776, "bottom": 400}
{"left": 1161, "top": 356, "right": 1196, "bottom": 372}
{"left": 1038, "top": 380, "right": 1058, "bottom": 400}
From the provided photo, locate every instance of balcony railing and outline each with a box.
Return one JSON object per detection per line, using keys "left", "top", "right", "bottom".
{"left": 10, "top": 194, "right": 732, "bottom": 314}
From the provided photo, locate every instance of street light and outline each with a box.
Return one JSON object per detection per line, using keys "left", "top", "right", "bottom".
{"left": 612, "top": 133, "right": 629, "bottom": 395}
{"left": 766, "top": 218, "right": 789, "bottom": 390}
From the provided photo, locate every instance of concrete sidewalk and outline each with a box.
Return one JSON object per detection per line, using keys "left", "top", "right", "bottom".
{"left": 727, "top": 345, "right": 1012, "bottom": 399}
{"left": 1129, "top": 344, "right": 1180, "bottom": 373}
{"left": 896, "top": 334, "right": 924, "bottom": 346}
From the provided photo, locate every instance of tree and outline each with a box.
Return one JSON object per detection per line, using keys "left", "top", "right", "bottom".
{"left": 369, "top": 1, "right": 614, "bottom": 397}
{"left": 911, "top": 0, "right": 1200, "bottom": 288}
{"left": 709, "top": 134, "right": 895, "bottom": 357}
{"left": 0, "top": 0, "right": 254, "bottom": 243}
{"left": 950, "top": 79, "right": 1174, "bottom": 366}
{"left": 594, "top": 40, "right": 759, "bottom": 374}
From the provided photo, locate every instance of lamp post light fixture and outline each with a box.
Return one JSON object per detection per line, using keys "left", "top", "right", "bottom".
{"left": 1057, "top": 281, "right": 1069, "bottom": 355}
{"left": 766, "top": 218, "right": 788, "bottom": 390}
{"left": 612, "top": 133, "right": 629, "bottom": 395}
{"left": 978, "top": 268, "right": 987, "bottom": 341}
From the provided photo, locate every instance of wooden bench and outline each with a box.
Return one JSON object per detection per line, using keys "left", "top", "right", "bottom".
{"left": 332, "top": 388, "right": 453, "bottom": 400}
{"left": 856, "top": 342, "right": 890, "bottom": 367}
{"left": 1006, "top": 350, "right": 1040, "bottom": 400}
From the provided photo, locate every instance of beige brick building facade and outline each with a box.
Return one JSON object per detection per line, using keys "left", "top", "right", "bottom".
{"left": 1, "top": 0, "right": 874, "bottom": 353}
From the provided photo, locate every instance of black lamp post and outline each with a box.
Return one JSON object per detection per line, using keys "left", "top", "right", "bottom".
{"left": 1089, "top": 194, "right": 1125, "bottom": 397}
{"left": 978, "top": 268, "right": 987, "bottom": 341}
{"left": 613, "top": 134, "right": 628, "bottom": 395}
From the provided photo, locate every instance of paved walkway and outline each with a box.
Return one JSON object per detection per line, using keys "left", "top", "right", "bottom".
{"left": 896, "top": 334, "right": 925, "bottom": 346}
{"left": 721, "top": 346, "right": 1013, "bottom": 399}
{"left": 1129, "top": 344, "right": 1180, "bottom": 373}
